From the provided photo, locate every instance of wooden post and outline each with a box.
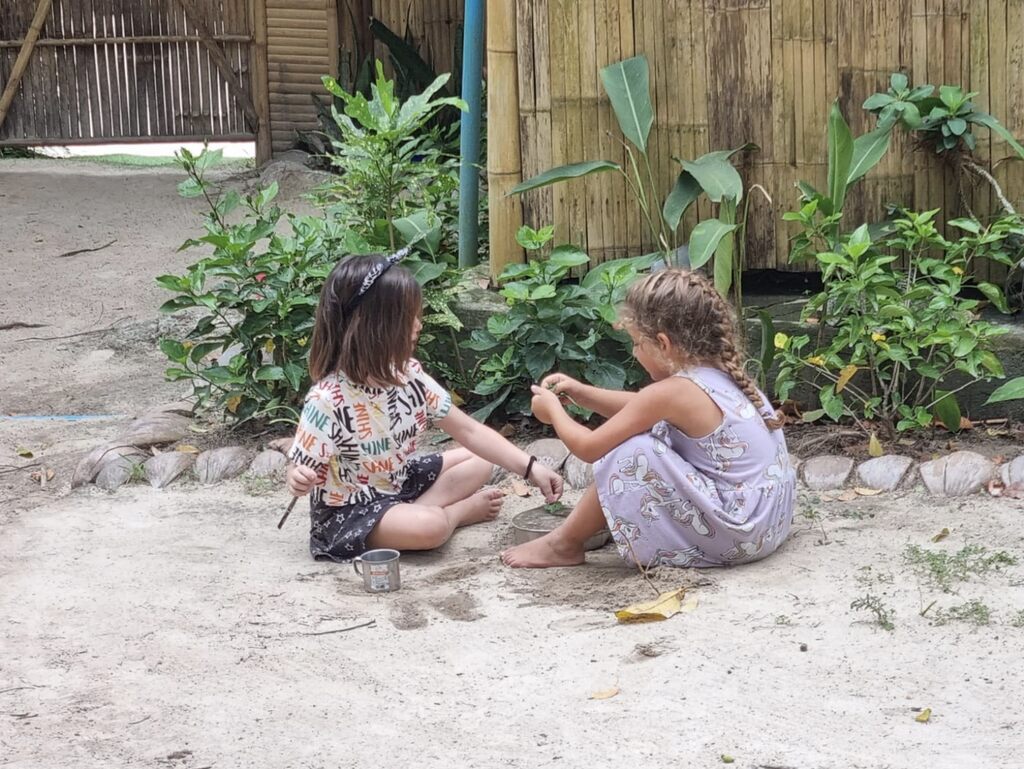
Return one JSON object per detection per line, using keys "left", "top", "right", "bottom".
{"left": 250, "top": 0, "right": 272, "bottom": 164}
{"left": 486, "top": 0, "right": 524, "bottom": 281}
{"left": 0, "top": 0, "right": 53, "bottom": 133}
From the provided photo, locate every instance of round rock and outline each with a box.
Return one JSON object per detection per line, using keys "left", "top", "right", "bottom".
{"left": 1000, "top": 455, "right": 1024, "bottom": 488}
{"left": 95, "top": 452, "right": 147, "bottom": 491}
{"left": 195, "top": 447, "right": 251, "bottom": 485}
{"left": 918, "top": 451, "right": 995, "bottom": 496}
{"left": 855, "top": 455, "right": 914, "bottom": 491}
{"left": 145, "top": 452, "right": 195, "bottom": 489}
{"left": 73, "top": 443, "right": 145, "bottom": 488}
{"left": 524, "top": 438, "right": 571, "bottom": 470}
{"left": 118, "top": 410, "right": 192, "bottom": 447}
{"left": 564, "top": 454, "right": 594, "bottom": 489}
{"left": 250, "top": 449, "right": 287, "bottom": 478}
{"left": 801, "top": 455, "right": 855, "bottom": 491}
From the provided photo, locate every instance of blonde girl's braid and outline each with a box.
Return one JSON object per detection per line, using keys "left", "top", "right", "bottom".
{"left": 623, "top": 268, "right": 784, "bottom": 431}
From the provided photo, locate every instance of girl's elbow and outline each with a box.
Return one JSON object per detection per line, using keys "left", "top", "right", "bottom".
{"left": 574, "top": 443, "right": 607, "bottom": 464}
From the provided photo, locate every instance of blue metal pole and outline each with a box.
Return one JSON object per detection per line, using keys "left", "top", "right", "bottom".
{"left": 457, "top": 0, "right": 486, "bottom": 268}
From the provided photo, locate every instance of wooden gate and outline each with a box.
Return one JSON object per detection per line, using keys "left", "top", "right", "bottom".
{"left": 0, "top": 0, "right": 270, "bottom": 159}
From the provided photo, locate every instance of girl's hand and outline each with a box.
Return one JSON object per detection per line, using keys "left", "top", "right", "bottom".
{"left": 530, "top": 385, "right": 564, "bottom": 425}
{"left": 529, "top": 462, "right": 564, "bottom": 503}
{"left": 540, "top": 372, "right": 582, "bottom": 404}
{"left": 286, "top": 464, "right": 318, "bottom": 496}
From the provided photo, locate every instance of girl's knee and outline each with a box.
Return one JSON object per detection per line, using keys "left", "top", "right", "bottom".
{"left": 416, "top": 506, "right": 452, "bottom": 549}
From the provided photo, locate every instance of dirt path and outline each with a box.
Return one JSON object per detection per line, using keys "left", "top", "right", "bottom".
{"left": 2, "top": 160, "right": 1023, "bottom": 768}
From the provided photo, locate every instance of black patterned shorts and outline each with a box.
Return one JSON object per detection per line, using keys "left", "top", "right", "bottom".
{"left": 308, "top": 454, "right": 444, "bottom": 562}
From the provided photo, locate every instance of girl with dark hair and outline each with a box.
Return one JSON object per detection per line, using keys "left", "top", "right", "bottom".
{"left": 286, "top": 251, "right": 563, "bottom": 561}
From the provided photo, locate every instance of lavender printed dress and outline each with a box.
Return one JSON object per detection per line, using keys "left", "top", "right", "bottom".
{"left": 595, "top": 366, "right": 796, "bottom": 569}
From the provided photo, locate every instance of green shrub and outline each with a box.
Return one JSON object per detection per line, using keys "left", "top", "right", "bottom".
{"left": 464, "top": 226, "right": 653, "bottom": 420}
{"left": 775, "top": 209, "right": 1016, "bottom": 432}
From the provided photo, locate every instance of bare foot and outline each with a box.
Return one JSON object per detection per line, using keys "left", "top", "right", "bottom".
{"left": 446, "top": 488, "right": 505, "bottom": 527}
{"left": 500, "top": 531, "right": 586, "bottom": 569}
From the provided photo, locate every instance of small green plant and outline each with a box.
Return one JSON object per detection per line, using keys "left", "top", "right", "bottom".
{"left": 903, "top": 544, "right": 1017, "bottom": 593}
{"left": 1011, "top": 610, "right": 1024, "bottom": 628}
{"left": 544, "top": 501, "right": 568, "bottom": 515}
{"left": 932, "top": 599, "right": 992, "bottom": 627}
{"left": 465, "top": 225, "right": 652, "bottom": 420}
{"left": 851, "top": 594, "right": 896, "bottom": 631}
{"left": 774, "top": 614, "right": 793, "bottom": 626}
{"left": 509, "top": 54, "right": 758, "bottom": 301}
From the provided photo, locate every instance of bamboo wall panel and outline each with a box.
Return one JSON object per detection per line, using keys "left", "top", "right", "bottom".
{"left": 0, "top": 0, "right": 256, "bottom": 144}
{"left": 265, "top": 0, "right": 336, "bottom": 152}
{"left": 504, "top": 0, "right": 1024, "bottom": 272}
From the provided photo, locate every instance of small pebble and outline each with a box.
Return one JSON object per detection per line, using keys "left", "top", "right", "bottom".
{"left": 799, "top": 642, "right": 808, "bottom": 652}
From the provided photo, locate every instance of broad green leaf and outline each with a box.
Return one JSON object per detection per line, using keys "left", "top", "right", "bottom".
{"left": 688, "top": 219, "right": 737, "bottom": 270}
{"left": 863, "top": 93, "right": 895, "bottom": 111}
{"left": 393, "top": 210, "right": 441, "bottom": 255}
{"left": 977, "top": 281, "right": 1011, "bottom": 313}
{"left": 827, "top": 101, "right": 855, "bottom": 212}
{"left": 758, "top": 310, "right": 776, "bottom": 389}
{"left": 948, "top": 217, "right": 981, "bottom": 234}
{"left": 599, "top": 55, "right": 654, "bottom": 151}
{"left": 530, "top": 285, "right": 557, "bottom": 300}
{"left": 713, "top": 198, "right": 737, "bottom": 297}
{"left": 404, "top": 259, "right": 446, "bottom": 287}
{"left": 680, "top": 148, "right": 750, "bottom": 204}
{"left": 663, "top": 171, "right": 702, "bottom": 230}
{"left": 509, "top": 160, "right": 622, "bottom": 195}
{"left": 986, "top": 376, "right": 1024, "bottom": 405}
{"left": 470, "top": 386, "right": 512, "bottom": 423}
{"left": 971, "top": 112, "right": 1024, "bottom": 159}
{"left": 890, "top": 72, "right": 909, "bottom": 92}
{"left": 159, "top": 339, "right": 188, "bottom": 363}
{"left": 979, "top": 351, "right": 1005, "bottom": 378}
{"left": 584, "top": 359, "right": 627, "bottom": 390}
{"left": 254, "top": 365, "right": 286, "bottom": 382}
{"left": 548, "top": 245, "right": 591, "bottom": 270}
{"left": 848, "top": 129, "right": 892, "bottom": 184}
{"left": 177, "top": 178, "right": 203, "bottom": 198}
{"left": 932, "top": 390, "right": 962, "bottom": 432}
{"left": 516, "top": 225, "right": 555, "bottom": 250}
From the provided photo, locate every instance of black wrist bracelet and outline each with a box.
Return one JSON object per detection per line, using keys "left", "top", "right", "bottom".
{"left": 524, "top": 455, "right": 538, "bottom": 480}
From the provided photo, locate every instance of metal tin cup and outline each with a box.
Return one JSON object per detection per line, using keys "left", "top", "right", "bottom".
{"left": 353, "top": 548, "right": 401, "bottom": 593}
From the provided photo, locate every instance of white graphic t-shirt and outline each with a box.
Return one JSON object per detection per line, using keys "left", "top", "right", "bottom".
{"left": 288, "top": 359, "right": 452, "bottom": 507}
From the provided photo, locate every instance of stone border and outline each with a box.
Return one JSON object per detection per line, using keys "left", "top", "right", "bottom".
{"left": 73, "top": 421, "right": 1023, "bottom": 499}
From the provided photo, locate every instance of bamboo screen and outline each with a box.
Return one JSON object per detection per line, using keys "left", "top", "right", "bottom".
{"left": 495, "top": 0, "right": 1024, "bottom": 280}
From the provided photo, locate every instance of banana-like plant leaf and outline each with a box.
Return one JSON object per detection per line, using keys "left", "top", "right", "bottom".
{"left": 663, "top": 172, "right": 702, "bottom": 230}
{"left": 932, "top": 390, "right": 962, "bottom": 432}
{"left": 678, "top": 143, "right": 757, "bottom": 204}
{"left": 849, "top": 128, "right": 892, "bottom": 184}
{"left": 970, "top": 112, "right": 1024, "bottom": 159}
{"left": 599, "top": 56, "right": 654, "bottom": 152}
{"left": 827, "top": 101, "right": 855, "bottom": 211}
{"left": 986, "top": 377, "right": 1024, "bottom": 405}
{"left": 509, "top": 160, "right": 621, "bottom": 195}
{"left": 688, "top": 219, "right": 737, "bottom": 270}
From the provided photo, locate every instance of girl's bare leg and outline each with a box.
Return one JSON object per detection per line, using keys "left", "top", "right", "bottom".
{"left": 500, "top": 485, "right": 605, "bottom": 568}
{"left": 367, "top": 448, "right": 504, "bottom": 551}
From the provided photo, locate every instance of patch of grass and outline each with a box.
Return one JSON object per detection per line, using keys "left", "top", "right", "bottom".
{"left": 242, "top": 476, "right": 279, "bottom": 497}
{"left": 932, "top": 599, "right": 992, "bottom": 627}
{"left": 903, "top": 544, "right": 1017, "bottom": 593}
{"left": 774, "top": 614, "right": 793, "bottom": 626}
{"left": 128, "top": 461, "right": 147, "bottom": 484}
{"left": 800, "top": 505, "right": 830, "bottom": 545}
{"left": 1011, "top": 610, "right": 1024, "bottom": 628}
{"left": 851, "top": 593, "right": 896, "bottom": 631}
{"left": 856, "top": 565, "right": 895, "bottom": 587}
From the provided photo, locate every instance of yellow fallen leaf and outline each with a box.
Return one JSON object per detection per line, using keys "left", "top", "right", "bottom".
{"left": 589, "top": 687, "right": 619, "bottom": 700}
{"left": 721, "top": 756, "right": 735, "bottom": 765}
{"left": 450, "top": 391, "right": 465, "bottom": 407}
{"left": 931, "top": 528, "right": 950, "bottom": 543}
{"left": 868, "top": 432, "right": 884, "bottom": 458}
{"left": 836, "top": 364, "right": 858, "bottom": 393}
{"left": 226, "top": 395, "right": 242, "bottom": 414}
{"left": 854, "top": 487, "right": 882, "bottom": 496}
{"left": 176, "top": 444, "right": 201, "bottom": 454}
{"left": 615, "top": 588, "right": 687, "bottom": 624}
{"left": 915, "top": 708, "right": 932, "bottom": 723}
{"left": 16, "top": 447, "right": 33, "bottom": 458}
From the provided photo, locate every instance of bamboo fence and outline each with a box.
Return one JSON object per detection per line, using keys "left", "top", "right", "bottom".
{"left": 491, "top": 0, "right": 1024, "bottom": 281}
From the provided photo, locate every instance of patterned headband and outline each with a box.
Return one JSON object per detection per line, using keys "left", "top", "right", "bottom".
{"left": 343, "top": 246, "right": 412, "bottom": 317}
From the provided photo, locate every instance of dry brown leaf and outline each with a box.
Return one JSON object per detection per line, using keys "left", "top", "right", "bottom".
{"left": 589, "top": 687, "right": 620, "bottom": 700}
{"left": 992, "top": 455, "right": 1006, "bottom": 466}
{"left": 836, "top": 490, "right": 858, "bottom": 502}
{"left": 510, "top": 480, "right": 531, "bottom": 497}
{"left": 835, "top": 364, "right": 858, "bottom": 393}
{"left": 987, "top": 428, "right": 1010, "bottom": 438}
{"left": 868, "top": 432, "right": 884, "bottom": 458}
{"left": 988, "top": 479, "right": 1005, "bottom": 497}
{"left": 176, "top": 444, "right": 201, "bottom": 454}
{"left": 854, "top": 487, "right": 882, "bottom": 496}
{"left": 931, "top": 527, "right": 950, "bottom": 543}
{"left": 959, "top": 417, "right": 973, "bottom": 430}
{"left": 498, "top": 424, "right": 516, "bottom": 438}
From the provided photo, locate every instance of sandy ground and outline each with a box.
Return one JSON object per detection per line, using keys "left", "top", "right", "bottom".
{"left": 2, "top": 160, "right": 1024, "bottom": 768}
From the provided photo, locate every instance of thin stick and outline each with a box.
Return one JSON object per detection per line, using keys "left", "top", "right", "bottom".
{"left": 277, "top": 496, "right": 298, "bottom": 529}
{"left": 15, "top": 317, "right": 131, "bottom": 343}
{"left": 302, "top": 619, "right": 376, "bottom": 636}
{"left": 0, "top": 322, "right": 46, "bottom": 331}
{"left": 619, "top": 534, "right": 661, "bottom": 597}
{"left": 55, "top": 239, "right": 117, "bottom": 258}
{"left": 0, "top": 463, "right": 41, "bottom": 476}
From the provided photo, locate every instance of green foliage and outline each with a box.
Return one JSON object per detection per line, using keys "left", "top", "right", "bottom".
{"left": 903, "top": 544, "right": 1017, "bottom": 593}
{"left": 850, "top": 594, "right": 896, "bottom": 632}
{"left": 509, "top": 54, "right": 756, "bottom": 302}
{"left": 465, "top": 225, "right": 654, "bottom": 420}
{"left": 932, "top": 599, "right": 992, "bottom": 627}
{"left": 775, "top": 210, "right": 1017, "bottom": 432}
{"left": 158, "top": 147, "right": 353, "bottom": 423}
{"left": 864, "top": 73, "right": 1024, "bottom": 158}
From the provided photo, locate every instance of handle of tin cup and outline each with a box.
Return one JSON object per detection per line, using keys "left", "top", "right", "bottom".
{"left": 352, "top": 556, "right": 364, "bottom": 576}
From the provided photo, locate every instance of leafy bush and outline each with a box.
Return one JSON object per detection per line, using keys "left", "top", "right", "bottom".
{"left": 775, "top": 210, "right": 1016, "bottom": 432}
{"left": 157, "top": 148, "right": 357, "bottom": 423}
{"left": 464, "top": 226, "right": 653, "bottom": 420}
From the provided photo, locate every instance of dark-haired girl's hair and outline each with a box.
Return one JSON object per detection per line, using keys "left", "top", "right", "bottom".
{"left": 307, "top": 254, "right": 422, "bottom": 386}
